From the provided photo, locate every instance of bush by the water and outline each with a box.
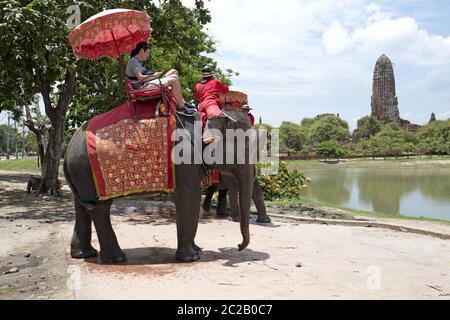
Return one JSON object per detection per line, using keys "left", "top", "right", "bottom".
{"left": 257, "top": 161, "right": 309, "bottom": 200}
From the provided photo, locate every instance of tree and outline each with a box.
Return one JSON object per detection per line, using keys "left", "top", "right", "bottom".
{"left": 307, "top": 114, "right": 350, "bottom": 146}
{"left": 361, "top": 138, "right": 380, "bottom": 160}
{"left": 24, "top": 95, "right": 49, "bottom": 170}
{"left": 374, "top": 125, "right": 413, "bottom": 159}
{"left": 354, "top": 115, "right": 383, "bottom": 141}
{"left": 402, "top": 142, "right": 417, "bottom": 159}
{"left": 300, "top": 117, "right": 315, "bottom": 128}
{"left": 315, "top": 140, "right": 345, "bottom": 161}
{"left": 0, "top": 124, "right": 15, "bottom": 154}
{"left": 418, "top": 120, "right": 450, "bottom": 156}
{"left": 279, "top": 121, "right": 307, "bottom": 153}
{"left": 1, "top": 0, "right": 232, "bottom": 195}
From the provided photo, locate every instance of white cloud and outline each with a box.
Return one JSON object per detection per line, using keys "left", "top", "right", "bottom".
{"left": 323, "top": 22, "right": 352, "bottom": 54}
{"left": 180, "top": 0, "right": 450, "bottom": 128}
{"left": 322, "top": 15, "right": 450, "bottom": 67}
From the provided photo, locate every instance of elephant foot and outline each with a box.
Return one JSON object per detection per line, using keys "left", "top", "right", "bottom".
{"left": 256, "top": 214, "right": 272, "bottom": 224}
{"left": 99, "top": 249, "right": 127, "bottom": 264}
{"left": 193, "top": 243, "right": 203, "bottom": 255}
{"left": 176, "top": 247, "right": 201, "bottom": 263}
{"left": 229, "top": 215, "right": 240, "bottom": 223}
{"left": 216, "top": 212, "right": 229, "bottom": 219}
{"left": 70, "top": 245, "right": 98, "bottom": 259}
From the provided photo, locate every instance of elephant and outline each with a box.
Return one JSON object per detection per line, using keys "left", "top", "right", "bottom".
{"left": 63, "top": 109, "right": 255, "bottom": 263}
{"left": 202, "top": 174, "right": 271, "bottom": 223}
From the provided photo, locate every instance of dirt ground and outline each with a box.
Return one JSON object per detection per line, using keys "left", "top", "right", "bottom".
{"left": 1, "top": 171, "right": 449, "bottom": 300}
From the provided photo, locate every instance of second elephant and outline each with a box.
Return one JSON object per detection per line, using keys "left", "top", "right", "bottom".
{"left": 203, "top": 173, "right": 271, "bottom": 223}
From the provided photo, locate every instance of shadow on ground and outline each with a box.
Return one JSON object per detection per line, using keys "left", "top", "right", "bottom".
{"left": 82, "top": 246, "right": 270, "bottom": 271}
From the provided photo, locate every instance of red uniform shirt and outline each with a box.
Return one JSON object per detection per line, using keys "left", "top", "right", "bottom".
{"left": 194, "top": 78, "right": 229, "bottom": 126}
{"left": 194, "top": 78, "right": 229, "bottom": 105}
{"left": 248, "top": 112, "right": 255, "bottom": 126}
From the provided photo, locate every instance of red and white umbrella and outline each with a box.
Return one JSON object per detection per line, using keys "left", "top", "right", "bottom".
{"left": 67, "top": 9, "right": 152, "bottom": 60}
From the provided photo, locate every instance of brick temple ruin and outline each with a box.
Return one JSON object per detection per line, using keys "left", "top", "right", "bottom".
{"left": 370, "top": 54, "right": 429, "bottom": 132}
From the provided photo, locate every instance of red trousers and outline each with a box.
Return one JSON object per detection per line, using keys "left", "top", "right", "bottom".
{"left": 199, "top": 99, "right": 222, "bottom": 127}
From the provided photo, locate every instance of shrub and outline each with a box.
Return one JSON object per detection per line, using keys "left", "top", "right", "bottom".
{"left": 257, "top": 161, "right": 309, "bottom": 200}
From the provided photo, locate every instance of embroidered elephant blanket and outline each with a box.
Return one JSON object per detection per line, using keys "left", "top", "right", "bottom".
{"left": 86, "top": 102, "right": 175, "bottom": 200}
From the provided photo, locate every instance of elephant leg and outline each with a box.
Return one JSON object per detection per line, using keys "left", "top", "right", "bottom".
{"left": 202, "top": 185, "right": 216, "bottom": 212}
{"left": 175, "top": 164, "right": 202, "bottom": 262}
{"left": 228, "top": 180, "right": 240, "bottom": 222}
{"left": 253, "top": 178, "right": 271, "bottom": 223}
{"left": 216, "top": 189, "right": 229, "bottom": 217}
{"left": 89, "top": 200, "right": 126, "bottom": 264}
{"left": 70, "top": 198, "right": 98, "bottom": 259}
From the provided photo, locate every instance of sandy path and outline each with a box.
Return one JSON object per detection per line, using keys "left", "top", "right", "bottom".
{"left": 61, "top": 213, "right": 450, "bottom": 300}
{"left": 1, "top": 171, "right": 449, "bottom": 300}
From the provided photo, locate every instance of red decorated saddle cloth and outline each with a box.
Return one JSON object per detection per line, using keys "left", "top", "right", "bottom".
{"left": 86, "top": 101, "right": 175, "bottom": 200}
{"left": 219, "top": 90, "right": 248, "bottom": 110}
{"left": 201, "top": 170, "right": 220, "bottom": 188}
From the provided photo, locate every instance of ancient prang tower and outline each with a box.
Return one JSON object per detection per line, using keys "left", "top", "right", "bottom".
{"left": 370, "top": 54, "right": 421, "bottom": 132}
{"left": 371, "top": 54, "right": 401, "bottom": 125}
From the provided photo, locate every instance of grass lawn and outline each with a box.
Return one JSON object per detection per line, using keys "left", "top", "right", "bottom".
{"left": 0, "top": 157, "right": 63, "bottom": 174}
{"left": 0, "top": 157, "right": 41, "bottom": 172}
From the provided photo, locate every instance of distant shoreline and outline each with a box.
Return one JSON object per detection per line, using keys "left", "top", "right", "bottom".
{"left": 287, "top": 157, "right": 450, "bottom": 170}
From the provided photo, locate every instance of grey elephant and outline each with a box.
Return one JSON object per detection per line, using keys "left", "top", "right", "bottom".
{"left": 202, "top": 174, "right": 271, "bottom": 223}
{"left": 64, "top": 110, "right": 255, "bottom": 263}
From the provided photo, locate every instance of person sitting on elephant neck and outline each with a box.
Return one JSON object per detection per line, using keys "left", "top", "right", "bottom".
{"left": 194, "top": 66, "right": 230, "bottom": 144}
{"left": 194, "top": 66, "right": 229, "bottom": 129}
{"left": 126, "top": 42, "right": 195, "bottom": 114}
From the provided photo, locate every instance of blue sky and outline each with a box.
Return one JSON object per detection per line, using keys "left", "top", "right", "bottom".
{"left": 1, "top": 1, "right": 449, "bottom": 130}
{"left": 183, "top": 0, "right": 450, "bottom": 129}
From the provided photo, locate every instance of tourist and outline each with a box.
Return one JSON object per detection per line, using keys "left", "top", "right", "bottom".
{"left": 126, "top": 42, "right": 194, "bottom": 113}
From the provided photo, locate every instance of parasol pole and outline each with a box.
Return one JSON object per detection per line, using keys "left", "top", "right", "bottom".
{"left": 111, "top": 31, "right": 125, "bottom": 71}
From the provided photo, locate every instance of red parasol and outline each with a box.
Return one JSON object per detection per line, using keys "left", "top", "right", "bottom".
{"left": 67, "top": 9, "right": 152, "bottom": 60}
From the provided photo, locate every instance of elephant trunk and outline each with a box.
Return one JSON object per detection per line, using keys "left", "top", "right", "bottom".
{"left": 237, "top": 165, "right": 253, "bottom": 251}
{"left": 238, "top": 219, "right": 250, "bottom": 251}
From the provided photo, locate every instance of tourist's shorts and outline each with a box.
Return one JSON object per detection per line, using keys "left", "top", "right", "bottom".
{"left": 141, "top": 77, "right": 169, "bottom": 91}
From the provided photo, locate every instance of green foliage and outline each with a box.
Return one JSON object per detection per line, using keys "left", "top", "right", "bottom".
{"left": 0, "top": 124, "right": 15, "bottom": 153}
{"left": 355, "top": 116, "right": 383, "bottom": 140}
{"left": 359, "top": 124, "right": 420, "bottom": 158}
{"left": 361, "top": 138, "right": 380, "bottom": 158}
{"left": 0, "top": 0, "right": 234, "bottom": 125}
{"left": 315, "top": 140, "right": 345, "bottom": 160}
{"left": 300, "top": 117, "right": 315, "bottom": 128}
{"left": 307, "top": 114, "right": 350, "bottom": 146}
{"left": 417, "top": 120, "right": 450, "bottom": 156}
{"left": 255, "top": 123, "right": 273, "bottom": 130}
{"left": 257, "top": 161, "right": 309, "bottom": 201}
{"left": 279, "top": 121, "right": 307, "bottom": 153}
{"left": 65, "top": 0, "right": 236, "bottom": 128}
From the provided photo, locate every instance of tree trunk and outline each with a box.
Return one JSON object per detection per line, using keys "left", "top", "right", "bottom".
{"left": 24, "top": 101, "right": 47, "bottom": 177}
{"left": 39, "top": 121, "right": 64, "bottom": 195}
{"left": 37, "top": 70, "right": 76, "bottom": 196}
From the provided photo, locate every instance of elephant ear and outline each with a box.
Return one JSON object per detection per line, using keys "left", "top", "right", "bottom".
{"left": 205, "top": 114, "right": 227, "bottom": 131}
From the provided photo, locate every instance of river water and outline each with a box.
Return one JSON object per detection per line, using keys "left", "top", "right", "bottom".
{"left": 301, "top": 167, "right": 450, "bottom": 221}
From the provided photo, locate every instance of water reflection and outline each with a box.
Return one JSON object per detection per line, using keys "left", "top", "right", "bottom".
{"left": 302, "top": 167, "right": 450, "bottom": 221}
